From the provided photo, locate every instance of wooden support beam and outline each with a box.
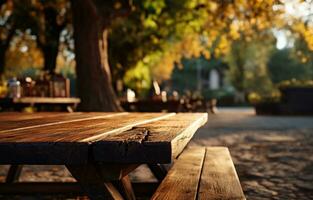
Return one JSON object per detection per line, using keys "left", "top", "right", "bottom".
{"left": 132, "top": 182, "right": 159, "bottom": 197}
{"left": 0, "top": 182, "right": 83, "bottom": 195}
{"left": 0, "top": 182, "right": 158, "bottom": 197}
{"left": 66, "top": 164, "right": 124, "bottom": 200}
{"left": 5, "top": 165, "right": 23, "bottom": 183}
{"left": 113, "top": 175, "right": 136, "bottom": 200}
{"left": 147, "top": 164, "right": 168, "bottom": 181}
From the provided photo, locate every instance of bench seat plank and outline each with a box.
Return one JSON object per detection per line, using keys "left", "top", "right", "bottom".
{"left": 198, "top": 147, "right": 245, "bottom": 200}
{"left": 152, "top": 147, "right": 245, "bottom": 200}
{"left": 93, "top": 113, "right": 207, "bottom": 163}
{"left": 151, "top": 147, "right": 206, "bottom": 200}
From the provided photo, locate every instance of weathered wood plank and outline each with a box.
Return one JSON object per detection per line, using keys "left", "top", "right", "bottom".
{"left": 0, "top": 113, "right": 175, "bottom": 164}
{"left": 0, "top": 142, "right": 89, "bottom": 164}
{"left": 93, "top": 113, "right": 207, "bottom": 163}
{"left": 0, "top": 113, "right": 206, "bottom": 164}
{"left": 0, "top": 112, "right": 128, "bottom": 164}
{"left": 81, "top": 113, "right": 176, "bottom": 142}
{"left": 151, "top": 147, "right": 206, "bottom": 200}
{"left": 0, "top": 112, "right": 69, "bottom": 121}
{"left": 0, "top": 112, "right": 127, "bottom": 132}
{"left": 0, "top": 113, "right": 172, "bottom": 142}
{"left": 198, "top": 147, "right": 245, "bottom": 200}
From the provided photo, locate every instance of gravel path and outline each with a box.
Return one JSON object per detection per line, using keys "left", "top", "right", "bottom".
{"left": 191, "top": 108, "right": 313, "bottom": 200}
{"left": 0, "top": 109, "right": 313, "bottom": 199}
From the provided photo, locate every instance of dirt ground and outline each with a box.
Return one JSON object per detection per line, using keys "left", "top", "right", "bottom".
{"left": 191, "top": 108, "right": 313, "bottom": 200}
{"left": 0, "top": 108, "right": 313, "bottom": 199}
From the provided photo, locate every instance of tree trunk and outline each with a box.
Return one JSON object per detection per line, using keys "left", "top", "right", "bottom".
{"left": 42, "top": 40, "right": 60, "bottom": 73}
{"left": 39, "top": 6, "right": 63, "bottom": 73}
{"left": 0, "top": 26, "right": 15, "bottom": 77}
{"left": 71, "top": 0, "right": 122, "bottom": 111}
{"left": 0, "top": 47, "right": 5, "bottom": 76}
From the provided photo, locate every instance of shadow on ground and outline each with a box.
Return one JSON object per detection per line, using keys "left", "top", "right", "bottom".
{"left": 190, "top": 108, "right": 313, "bottom": 200}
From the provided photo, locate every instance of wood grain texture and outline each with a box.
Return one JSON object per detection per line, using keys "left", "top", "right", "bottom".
{"left": 93, "top": 113, "right": 207, "bottom": 163}
{"left": 0, "top": 113, "right": 178, "bottom": 164}
{"left": 0, "top": 113, "right": 172, "bottom": 142}
{"left": 0, "top": 113, "right": 130, "bottom": 164}
{"left": 0, "top": 112, "right": 78, "bottom": 123}
{"left": 151, "top": 147, "right": 206, "bottom": 200}
{"left": 0, "top": 112, "right": 207, "bottom": 165}
{"left": 198, "top": 147, "right": 245, "bottom": 200}
{"left": 0, "top": 112, "right": 127, "bottom": 132}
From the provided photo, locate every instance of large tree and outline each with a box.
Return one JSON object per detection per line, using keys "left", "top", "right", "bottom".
{"left": 33, "top": 0, "right": 70, "bottom": 73}
{"left": 1, "top": 0, "right": 70, "bottom": 76}
{"left": 70, "top": 0, "right": 312, "bottom": 111}
{"left": 70, "top": 0, "right": 205, "bottom": 111}
{"left": 0, "top": 0, "right": 15, "bottom": 76}
{"left": 70, "top": 0, "right": 131, "bottom": 111}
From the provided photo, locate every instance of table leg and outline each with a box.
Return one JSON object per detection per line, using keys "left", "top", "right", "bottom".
{"left": 147, "top": 164, "right": 168, "bottom": 181}
{"left": 66, "top": 164, "right": 124, "bottom": 200}
{"left": 66, "top": 105, "right": 74, "bottom": 113}
{"left": 114, "top": 175, "right": 136, "bottom": 200}
{"left": 6, "top": 165, "right": 23, "bottom": 183}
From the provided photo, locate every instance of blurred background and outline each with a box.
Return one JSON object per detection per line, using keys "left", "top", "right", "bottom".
{"left": 0, "top": 0, "right": 312, "bottom": 113}
{"left": 0, "top": 1, "right": 313, "bottom": 199}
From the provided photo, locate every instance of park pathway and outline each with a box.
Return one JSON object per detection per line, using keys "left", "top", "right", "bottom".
{"left": 191, "top": 108, "right": 313, "bottom": 200}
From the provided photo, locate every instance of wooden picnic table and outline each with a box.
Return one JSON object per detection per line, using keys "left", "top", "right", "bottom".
{"left": 0, "top": 97, "right": 81, "bottom": 112}
{"left": 0, "top": 112, "right": 207, "bottom": 199}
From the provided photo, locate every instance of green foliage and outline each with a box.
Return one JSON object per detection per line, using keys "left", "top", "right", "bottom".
{"left": 108, "top": 0, "right": 313, "bottom": 99}
{"left": 170, "top": 56, "right": 229, "bottom": 99}
{"left": 108, "top": 0, "right": 203, "bottom": 81}
{"left": 226, "top": 37, "right": 275, "bottom": 96}
{"left": 171, "top": 56, "right": 224, "bottom": 92}
{"left": 267, "top": 49, "right": 313, "bottom": 84}
{"left": 123, "top": 61, "right": 151, "bottom": 97}
{"left": 171, "top": 65, "right": 198, "bottom": 92}
{"left": 2, "top": 0, "right": 313, "bottom": 101}
{"left": 278, "top": 79, "right": 313, "bottom": 88}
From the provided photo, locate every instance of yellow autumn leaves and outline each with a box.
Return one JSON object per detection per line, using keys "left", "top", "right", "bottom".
{"left": 146, "top": 0, "right": 312, "bottom": 81}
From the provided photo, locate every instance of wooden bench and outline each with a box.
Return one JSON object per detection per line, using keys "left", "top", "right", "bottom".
{"left": 0, "top": 97, "right": 80, "bottom": 112}
{"left": 151, "top": 147, "right": 245, "bottom": 200}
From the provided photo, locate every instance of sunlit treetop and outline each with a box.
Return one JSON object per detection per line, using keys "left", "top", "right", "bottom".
{"left": 113, "top": 0, "right": 311, "bottom": 83}
{"left": 161, "top": 0, "right": 311, "bottom": 81}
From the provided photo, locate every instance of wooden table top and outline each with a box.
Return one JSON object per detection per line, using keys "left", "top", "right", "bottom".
{"left": 0, "top": 112, "right": 207, "bottom": 165}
